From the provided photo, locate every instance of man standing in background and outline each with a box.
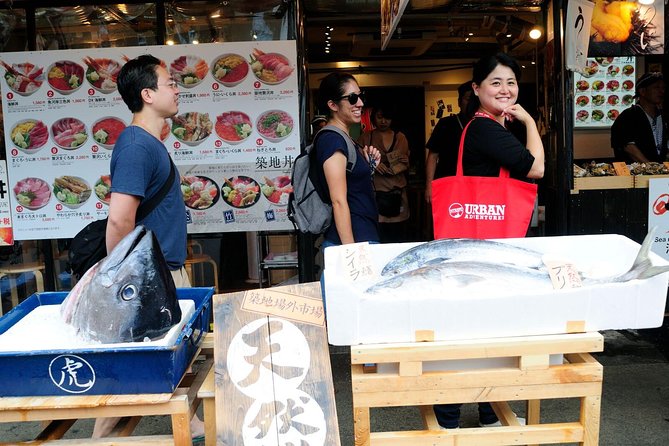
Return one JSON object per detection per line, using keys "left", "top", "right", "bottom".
{"left": 425, "top": 81, "right": 473, "bottom": 203}
{"left": 611, "top": 72, "right": 666, "bottom": 163}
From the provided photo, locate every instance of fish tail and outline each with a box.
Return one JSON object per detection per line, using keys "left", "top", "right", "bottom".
{"left": 617, "top": 227, "right": 669, "bottom": 281}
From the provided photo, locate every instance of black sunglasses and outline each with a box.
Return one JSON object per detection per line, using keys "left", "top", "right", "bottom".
{"left": 337, "top": 91, "right": 365, "bottom": 105}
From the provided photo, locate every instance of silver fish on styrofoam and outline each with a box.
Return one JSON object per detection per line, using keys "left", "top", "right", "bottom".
{"left": 381, "top": 238, "right": 544, "bottom": 277}
{"left": 60, "top": 225, "right": 181, "bottom": 343}
{"left": 368, "top": 229, "right": 669, "bottom": 294}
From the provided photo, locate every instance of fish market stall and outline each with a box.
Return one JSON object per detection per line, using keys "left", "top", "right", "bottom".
{"left": 324, "top": 234, "right": 669, "bottom": 345}
{"left": 0, "top": 287, "right": 213, "bottom": 445}
{"left": 323, "top": 234, "right": 668, "bottom": 445}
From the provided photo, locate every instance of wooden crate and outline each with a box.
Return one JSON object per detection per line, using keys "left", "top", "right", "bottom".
{"left": 634, "top": 174, "right": 669, "bottom": 188}
{"left": 0, "top": 351, "right": 213, "bottom": 445}
{"left": 351, "top": 332, "right": 603, "bottom": 446}
{"left": 572, "top": 175, "right": 633, "bottom": 192}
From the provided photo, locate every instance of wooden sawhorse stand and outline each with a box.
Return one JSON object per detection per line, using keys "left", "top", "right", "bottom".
{"left": 351, "top": 332, "right": 603, "bottom": 445}
{"left": 0, "top": 353, "right": 213, "bottom": 445}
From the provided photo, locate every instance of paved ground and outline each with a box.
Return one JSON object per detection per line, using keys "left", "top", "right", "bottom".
{"left": 2, "top": 327, "right": 669, "bottom": 445}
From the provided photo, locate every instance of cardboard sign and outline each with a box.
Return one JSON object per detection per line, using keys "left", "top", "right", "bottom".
{"left": 545, "top": 261, "right": 583, "bottom": 290}
{"left": 242, "top": 288, "right": 325, "bottom": 327}
{"left": 338, "top": 242, "right": 375, "bottom": 282}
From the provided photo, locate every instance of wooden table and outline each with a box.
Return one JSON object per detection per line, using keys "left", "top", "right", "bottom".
{"left": 0, "top": 351, "right": 212, "bottom": 445}
{"left": 351, "top": 332, "right": 604, "bottom": 446}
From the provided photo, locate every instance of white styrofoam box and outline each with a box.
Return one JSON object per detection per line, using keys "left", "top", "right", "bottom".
{"left": 324, "top": 234, "right": 669, "bottom": 346}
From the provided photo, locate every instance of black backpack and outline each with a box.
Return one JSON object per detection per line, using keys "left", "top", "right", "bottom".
{"left": 287, "top": 125, "right": 357, "bottom": 234}
{"left": 67, "top": 162, "right": 176, "bottom": 279}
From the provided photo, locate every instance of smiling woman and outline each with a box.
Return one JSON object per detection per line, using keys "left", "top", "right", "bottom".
{"left": 313, "top": 72, "right": 380, "bottom": 246}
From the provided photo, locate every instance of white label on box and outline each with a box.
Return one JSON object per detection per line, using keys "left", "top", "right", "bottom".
{"left": 545, "top": 261, "right": 583, "bottom": 289}
{"left": 339, "top": 242, "right": 376, "bottom": 282}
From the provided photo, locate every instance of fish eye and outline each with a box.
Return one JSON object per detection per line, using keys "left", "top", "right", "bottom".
{"left": 121, "top": 284, "right": 138, "bottom": 301}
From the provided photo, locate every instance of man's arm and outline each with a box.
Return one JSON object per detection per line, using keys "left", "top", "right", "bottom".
{"left": 425, "top": 149, "right": 438, "bottom": 203}
{"left": 106, "top": 192, "right": 140, "bottom": 253}
{"left": 623, "top": 143, "right": 651, "bottom": 163}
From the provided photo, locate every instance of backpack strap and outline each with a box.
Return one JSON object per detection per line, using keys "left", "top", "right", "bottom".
{"left": 316, "top": 124, "right": 358, "bottom": 173}
{"left": 136, "top": 161, "right": 176, "bottom": 222}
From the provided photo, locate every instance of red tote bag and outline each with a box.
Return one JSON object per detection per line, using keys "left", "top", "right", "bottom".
{"left": 432, "top": 115, "right": 537, "bottom": 240}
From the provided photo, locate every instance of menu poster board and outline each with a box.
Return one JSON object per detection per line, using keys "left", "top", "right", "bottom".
{"left": 573, "top": 56, "right": 635, "bottom": 128}
{"left": 648, "top": 179, "right": 669, "bottom": 261}
{"left": 589, "top": 1, "right": 664, "bottom": 56}
{"left": 0, "top": 41, "right": 298, "bottom": 240}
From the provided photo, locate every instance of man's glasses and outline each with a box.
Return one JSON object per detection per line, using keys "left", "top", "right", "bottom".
{"left": 157, "top": 80, "right": 178, "bottom": 89}
{"left": 337, "top": 91, "right": 365, "bottom": 105}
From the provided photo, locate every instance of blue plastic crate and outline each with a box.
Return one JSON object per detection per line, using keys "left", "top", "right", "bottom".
{"left": 0, "top": 287, "right": 213, "bottom": 397}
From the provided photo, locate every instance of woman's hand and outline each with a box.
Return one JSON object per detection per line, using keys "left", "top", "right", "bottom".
{"left": 501, "top": 104, "right": 534, "bottom": 126}
{"left": 363, "top": 145, "right": 382, "bottom": 173}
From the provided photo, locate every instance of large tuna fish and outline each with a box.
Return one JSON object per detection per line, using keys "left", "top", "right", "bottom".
{"left": 61, "top": 225, "right": 182, "bottom": 343}
{"left": 381, "top": 238, "right": 545, "bottom": 276}
{"left": 368, "top": 229, "right": 669, "bottom": 294}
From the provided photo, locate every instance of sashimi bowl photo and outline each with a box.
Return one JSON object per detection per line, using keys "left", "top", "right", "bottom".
{"left": 1, "top": 60, "right": 44, "bottom": 96}
{"left": 47, "top": 60, "right": 85, "bottom": 94}
{"left": 181, "top": 175, "right": 220, "bottom": 210}
{"left": 215, "top": 111, "right": 252, "bottom": 145}
{"left": 92, "top": 116, "right": 127, "bottom": 149}
{"left": 10, "top": 119, "right": 49, "bottom": 154}
{"left": 261, "top": 175, "right": 293, "bottom": 206}
{"left": 13, "top": 177, "right": 51, "bottom": 210}
{"left": 94, "top": 174, "right": 111, "bottom": 205}
{"left": 222, "top": 176, "right": 261, "bottom": 208}
{"left": 51, "top": 117, "right": 88, "bottom": 149}
{"left": 171, "top": 112, "right": 212, "bottom": 146}
{"left": 83, "top": 56, "right": 122, "bottom": 93}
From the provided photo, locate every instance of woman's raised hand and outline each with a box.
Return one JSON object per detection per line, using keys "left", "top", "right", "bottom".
{"left": 501, "top": 104, "right": 533, "bottom": 126}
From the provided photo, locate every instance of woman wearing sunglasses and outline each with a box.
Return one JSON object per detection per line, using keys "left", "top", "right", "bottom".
{"left": 316, "top": 72, "right": 381, "bottom": 247}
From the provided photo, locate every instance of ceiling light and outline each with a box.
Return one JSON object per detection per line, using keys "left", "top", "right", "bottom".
{"left": 325, "top": 49, "right": 330, "bottom": 53}
{"left": 529, "top": 27, "right": 542, "bottom": 40}
{"left": 192, "top": 40, "right": 199, "bottom": 45}
{"left": 506, "top": 33, "right": 512, "bottom": 38}
{"left": 468, "top": 32, "right": 474, "bottom": 36}
{"left": 325, "top": 32, "right": 329, "bottom": 36}
{"left": 465, "top": 37, "right": 470, "bottom": 42}
{"left": 531, "top": 61, "right": 536, "bottom": 65}
{"left": 166, "top": 39, "right": 175, "bottom": 45}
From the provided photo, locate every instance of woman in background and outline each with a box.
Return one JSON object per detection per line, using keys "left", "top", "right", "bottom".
{"left": 358, "top": 104, "right": 410, "bottom": 243}
{"left": 316, "top": 72, "right": 381, "bottom": 247}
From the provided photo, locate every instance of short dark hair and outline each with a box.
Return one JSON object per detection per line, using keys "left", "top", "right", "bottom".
{"left": 372, "top": 103, "right": 395, "bottom": 122}
{"left": 457, "top": 80, "right": 474, "bottom": 100}
{"left": 318, "top": 72, "right": 357, "bottom": 116}
{"left": 117, "top": 54, "right": 161, "bottom": 113}
{"left": 472, "top": 52, "right": 522, "bottom": 85}
{"left": 468, "top": 53, "right": 522, "bottom": 116}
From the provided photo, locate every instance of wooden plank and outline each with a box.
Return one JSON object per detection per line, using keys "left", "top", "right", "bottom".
{"left": 580, "top": 395, "right": 602, "bottom": 446}
{"left": 213, "top": 282, "right": 340, "bottom": 445}
{"left": 519, "top": 354, "right": 550, "bottom": 370}
{"left": 196, "top": 367, "right": 216, "bottom": 446}
{"left": 419, "top": 405, "right": 441, "bottom": 430}
{"left": 490, "top": 401, "right": 521, "bottom": 426}
{"left": 352, "top": 362, "right": 603, "bottom": 393}
{"left": 354, "top": 407, "right": 371, "bottom": 446}
{"left": 35, "top": 419, "right": 76, "bottom": 440}
{"left": 573, "top": 175, "right": 633, "bottom": 191}
{"left": 0, "top": 394, "right": 190, "bottom": 423}
{"left": 0, "top": 392, "right": 173, "bottom": 412}
{"left": 368, "top": 423, "right": 584, "bottom": 445}
{"left": 0, "top": 436, "right": 177, "bottom": 445}
{"left": 350, "top": 333, "right": 603, "bottom": 364}
{"left": 399, "top": 361, "right": 422, "bottom": 376}
{"left": 354, "top": 382, "right": 603, "bottom": 408}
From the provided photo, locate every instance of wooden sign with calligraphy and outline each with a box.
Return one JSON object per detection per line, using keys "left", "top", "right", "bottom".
{"left": 214, "top": 282, "right": 340, "bottom": 445}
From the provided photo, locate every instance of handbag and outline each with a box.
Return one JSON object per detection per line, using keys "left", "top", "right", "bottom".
{"left": 431, "top": 114, "right": 537, "bottom": 239}
{"left": 68, "top": 162, "right": 177, "bottom": 279}
{"left": 375, "top": 189, "right": 402, "bottom": 217}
